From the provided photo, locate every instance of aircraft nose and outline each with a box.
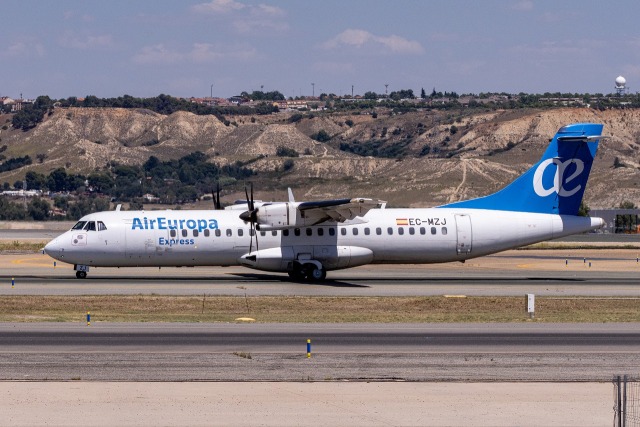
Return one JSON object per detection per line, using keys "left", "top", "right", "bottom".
{"left": 44, "top": 238, "right": 62, "bottom": 258}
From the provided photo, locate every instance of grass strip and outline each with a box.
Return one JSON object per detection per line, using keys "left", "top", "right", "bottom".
{"left": 1, "top": 295, "right": 639, "bottom": 323}
{"left": 0, "top": 241, "right": 47, "bottom": 253}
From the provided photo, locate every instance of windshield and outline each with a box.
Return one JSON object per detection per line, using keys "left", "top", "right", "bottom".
{"left": 71, "top": 221, "right": 87, "bottom": 230}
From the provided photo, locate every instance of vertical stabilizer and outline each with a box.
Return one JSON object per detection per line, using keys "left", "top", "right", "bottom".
{"left": 441, "top": 123, "right": 603, "bottom": 215}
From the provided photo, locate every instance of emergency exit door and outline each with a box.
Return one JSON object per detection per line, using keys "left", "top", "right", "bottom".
{"left": 455, "top": 214, "right": 472, "bottom": 254}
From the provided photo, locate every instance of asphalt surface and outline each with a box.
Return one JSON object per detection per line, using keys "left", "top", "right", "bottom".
{"left": 2, "top": 260, "right": 640, "bottom": 296}
{"left": 1, "top": 323, "right": 639, "bottom": 382}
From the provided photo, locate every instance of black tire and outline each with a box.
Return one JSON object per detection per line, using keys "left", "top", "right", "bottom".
{"left": 76, "top": 271, "right": 87, "bottom": 279}
{"left": 308, "top": 267, "right": 327, "bottom": 282}
{"left": 288, "top": 270, "right": 305, "bottom": 281}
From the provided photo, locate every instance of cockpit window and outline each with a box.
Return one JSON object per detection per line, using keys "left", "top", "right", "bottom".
{"left": 72, "top": 221, "right": 87, "bottom": 230}
{"left": 97, "top": 221, "right": 107, "bottom": 231}
{"left": 84, "top": 221, "right": 96, "bottom": 231}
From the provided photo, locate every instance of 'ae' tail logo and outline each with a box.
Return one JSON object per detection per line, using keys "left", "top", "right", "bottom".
{"left": 533, "top": 158, "right": 584, "bottom": 198}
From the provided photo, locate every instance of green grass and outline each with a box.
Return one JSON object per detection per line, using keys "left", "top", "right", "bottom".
{"left": 2, "top": 295, "right": 639, "bottom": 323}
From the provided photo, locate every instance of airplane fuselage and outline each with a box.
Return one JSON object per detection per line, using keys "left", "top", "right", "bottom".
{"left": 44, "top": 207, "right": 603, "bottom": 271}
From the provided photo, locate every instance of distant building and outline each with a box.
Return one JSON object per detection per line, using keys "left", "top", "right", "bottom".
{"left": 228, "top": 95, "right": 249, "bottom": 105}
{"left": 1, "top": 189, "right": 43, "bottom": 198}
{"left": 286, "top": 100, "right": 308, "bottom": 110}
{"left": 590, "top": 209, "right": 640, "bottom": 234}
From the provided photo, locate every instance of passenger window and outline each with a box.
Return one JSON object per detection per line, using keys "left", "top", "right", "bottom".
{"left": 182, "top": 229, "right": 188, "bottom": 237}
{"left": 170, "top": 229, "right": 177, "bottom": 238}
{"left": 318, "top": 228, "right": 324, "bottom": 236}
{"left": 420, "top": 227, "right": 426, "bottom": 235}
{"left": 387, "top": 227, "right": 393, "bottom": 235}
{"left": 226, "top": 229, "right": 232, "bottom": 237}
{"left": 193, "top": 230, "right": 199, "bottom": 237}
{"left": 442, "top": 227, "right": 448, "bottom": 235}
{"left": 340, "top": 228, "right": 347, "bottom": 236}
{"left": 72, "top": 221, "right": 87, "bottom": 230}
{"left": 215, "top": 229, "right": 221, "bottom": 237}
{"left": 398, "top": 227, "right": 404, "bottom": 235}
{"left": 353, "top": 228, "right": 359, "bottom": 236}
{"left": 376, "top": 227, "right": 382, "bottom": 235}
{"left": 204, "top": 229, "right": 210, "bottom": 237}
{"left": 271, "top": 231, "right": 277, "bottom": 236}
{"left": 97, "top": 221, "right": 107, "bottom": 231}
{"left": 260, "top": 231, "right": 266, "bottom": 237}
{"left": 364, "top": 228, "right": 370, "bottom": 236}
{"left": 84, "top": 221, "right": 96, "bottom": 231}
{"left": 249, "top": 229, "right": 255, "bottom": 237}
{"left": 409, "top": 227, "right": 415, "bottom": 235}
{"left": 306, "top": 228, "right": 312, "bottom": 236}
{"left": 329, "top": 228, "right": 335, "bottom": 236}
{"left": 283, "top": 229, "right": 289, "bottom": 237}
{"left": 294, "top": 228, "right": 301, "bottom": 236}
{"left": 238, "top": 229, "right": 244, "bottom": 237}
{"left": 431, "top": 227, "right": 436, "bottom": 235}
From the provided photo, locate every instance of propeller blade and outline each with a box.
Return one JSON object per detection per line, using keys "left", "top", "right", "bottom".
{"left": 216, "top": 183, "right": 221, "bottom": 210}
{"left": 250, "top": 182, "right": 254, "bottom": 211}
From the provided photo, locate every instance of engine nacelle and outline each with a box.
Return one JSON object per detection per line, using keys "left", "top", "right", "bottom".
{"left": 254, "top": 203, "right": 308, "bottom": 230}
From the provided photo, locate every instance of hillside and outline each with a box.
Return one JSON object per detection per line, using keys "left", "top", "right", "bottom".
{"left": 0, "top": 107, "right": 639, "bottom": 209}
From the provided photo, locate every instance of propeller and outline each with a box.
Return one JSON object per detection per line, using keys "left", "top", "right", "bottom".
{"left": 212, "top": 182, "right": 222, "bottom": 210}
{"left": 239, "top": 182, "right": 258, "bottom": 252}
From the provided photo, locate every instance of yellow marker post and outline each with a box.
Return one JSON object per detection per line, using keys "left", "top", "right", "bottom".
{"left": 11, "top": 277, "right": 14, "bottom": 288}
{"left": 87, "top": 311, "right": 91, "bottom": 326}
{"left": 307, "top": 339, "right": 311, "bottom": 358}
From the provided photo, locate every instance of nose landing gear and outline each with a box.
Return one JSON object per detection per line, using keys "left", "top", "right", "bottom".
{"left": 74, "top": 265, "right": 90, "bottom": 279}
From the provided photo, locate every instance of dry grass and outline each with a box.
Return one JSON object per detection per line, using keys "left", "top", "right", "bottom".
{"left": 1, "top": 295, "right": 639, "bottom": 323}
{"left": 0, "top": 241, "right": 47, "bottom": 253}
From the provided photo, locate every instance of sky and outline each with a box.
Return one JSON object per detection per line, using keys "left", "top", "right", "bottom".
{"left": 2, "top": 0, "right": 640, "bottom": 99}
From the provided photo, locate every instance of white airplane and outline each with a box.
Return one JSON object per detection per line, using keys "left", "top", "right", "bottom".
{"left": 45, "top": 122, "right": 605, "bottom": 281}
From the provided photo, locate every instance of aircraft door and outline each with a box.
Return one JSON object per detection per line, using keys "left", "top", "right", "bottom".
{"left": 140, "top": 228, "right": 170, "bottom": 258}
{"left": 455, "top": 214, "right": 472, "bottom": 254}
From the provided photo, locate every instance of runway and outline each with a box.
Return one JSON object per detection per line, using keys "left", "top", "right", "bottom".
{"left": 2, "top": 249, "right": 640, "bottom": 296}
{"left": 1, "top": 322, "right": 639, "bottom": 382}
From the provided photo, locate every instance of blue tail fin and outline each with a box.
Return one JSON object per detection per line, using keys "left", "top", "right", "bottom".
{"left": 441, "top": 123, "right": 603, "bottom": 215}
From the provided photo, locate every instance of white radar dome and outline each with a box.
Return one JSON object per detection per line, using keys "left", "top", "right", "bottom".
{"left": 615, "top": 76, "right": 626, "bottom": 87}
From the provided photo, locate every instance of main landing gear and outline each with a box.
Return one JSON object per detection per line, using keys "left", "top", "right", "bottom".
{"left": 288, "top": 262, "right": 327, "bottom": 282}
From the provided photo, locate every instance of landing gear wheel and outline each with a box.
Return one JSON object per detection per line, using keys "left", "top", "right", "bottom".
{"left": 76, "top": 271, "right": 87, "bottom": 279}
{"left": 308, "top": 267, "right": 327, "bottom": 282}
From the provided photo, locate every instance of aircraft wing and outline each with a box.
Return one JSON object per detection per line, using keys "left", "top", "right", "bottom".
{"left": 297, "top": 198, "right": 381, "bottom": 224}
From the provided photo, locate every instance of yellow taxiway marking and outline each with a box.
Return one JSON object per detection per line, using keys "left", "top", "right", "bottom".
{"left": 443, "top": 295, "right": 467, "bottom": 298}
{"left": 10, "top": 256, "right": 70, "bottom": 268}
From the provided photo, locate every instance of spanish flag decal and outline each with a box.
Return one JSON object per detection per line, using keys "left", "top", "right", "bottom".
{"left": 396, "top": 218, "right": 409, "bottom": 226}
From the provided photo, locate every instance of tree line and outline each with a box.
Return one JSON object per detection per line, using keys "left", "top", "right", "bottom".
{"left": 1, "top": 151, "right": 255, "bottom": 220}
